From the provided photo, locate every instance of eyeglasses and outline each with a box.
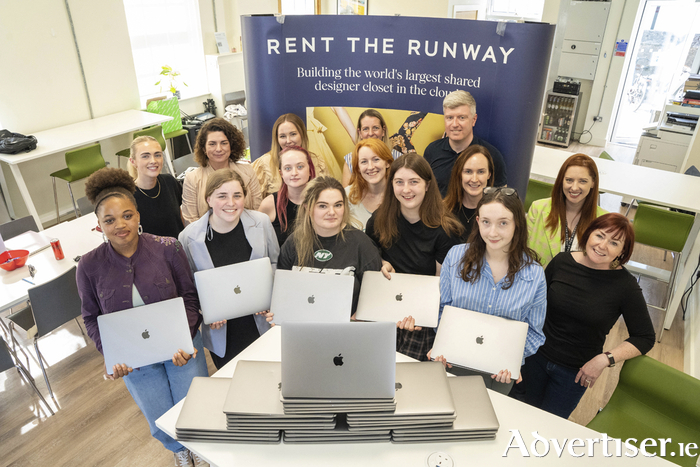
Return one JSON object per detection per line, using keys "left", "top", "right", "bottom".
{"left": 483, "top": 187, "right": 518, "bottom": 196}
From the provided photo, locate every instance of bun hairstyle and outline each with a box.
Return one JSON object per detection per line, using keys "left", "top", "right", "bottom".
{"left": 85, "top": 167, "right": 137, "bottom": 212}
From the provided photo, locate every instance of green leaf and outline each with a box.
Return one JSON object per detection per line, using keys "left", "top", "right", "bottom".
{"left": 155, "top": 80, "right": 161, "bottom": 86}
{"left": 170, "top": 85, "right": 177, "bottom": 94}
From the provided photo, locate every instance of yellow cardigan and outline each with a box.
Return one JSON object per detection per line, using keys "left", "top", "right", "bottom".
{"left": 527, "top": 197, "right": 607, "bottom": 268}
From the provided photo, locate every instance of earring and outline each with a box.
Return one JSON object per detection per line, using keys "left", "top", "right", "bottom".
{"left": 610, "top": 257, "right": 621, "bottom": 269}
{"left": 138, "top": 224, "right": 143, "bottom": 236}
{"left": 102, "top": 232, "right": 108, "bottom": 243}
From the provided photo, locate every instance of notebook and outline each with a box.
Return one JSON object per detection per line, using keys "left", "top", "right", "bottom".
{"left": 194, "top": 257, "right": 273, "bottom": 324}
{"left": 354, "top": 271, "right": 440, "bottom": 328}
{"left": 280, "top": 322, "right": 396, "bottom": 399}
{"left": 98, "top": 297, "right": 194, "bottom": 374}
{"left": 430, "top": 305, "right": 528, "bottom": 378}
{"left": 270, "top": 269, "right": 354, "bottom": 324}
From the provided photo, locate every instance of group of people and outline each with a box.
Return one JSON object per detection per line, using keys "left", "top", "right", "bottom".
{"left": 75, "top": 90, "right": 655, "bottom": 467}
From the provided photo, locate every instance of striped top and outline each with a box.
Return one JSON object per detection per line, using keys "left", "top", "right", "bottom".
{"left": 438, "top": 243, "right": 547, "bottom": 362}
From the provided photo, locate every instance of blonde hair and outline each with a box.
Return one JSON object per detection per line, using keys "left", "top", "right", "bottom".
{"left": 292, "top": 176, "right": 351, "bottom": 268}
{"left": 128, "top": 136, "right": 161, "bottom": 179}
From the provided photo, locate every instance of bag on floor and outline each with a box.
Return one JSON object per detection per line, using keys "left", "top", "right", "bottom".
{"left": 0, "top": 130, "right": 37, "bottom": 154}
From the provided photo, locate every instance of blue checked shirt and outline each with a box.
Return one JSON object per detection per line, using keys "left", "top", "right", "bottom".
{"left": 439, "top": 244, "right": 547, "bottom": 362}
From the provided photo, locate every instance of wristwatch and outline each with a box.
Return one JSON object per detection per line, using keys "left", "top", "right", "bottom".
{"left": 604, "top": 351, "right": 615, "bottom": 367}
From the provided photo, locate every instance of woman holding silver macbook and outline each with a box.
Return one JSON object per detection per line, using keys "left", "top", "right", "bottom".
{"left": 429, "top": 187, "right": 546, "bottom": 394}
{"left": 179, "top": 168, "right": 278, "bottom": 369}
{"left": 77, "top": 168, "right": 208, "bottom": 467}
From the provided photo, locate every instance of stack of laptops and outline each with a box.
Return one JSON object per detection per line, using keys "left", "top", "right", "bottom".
{"left": 283, "top": 414, "right": 391, "bottom": 444}
{"left": 175, "top": 377, "right": 281, "bottom": 443}
{"left": 391, "top": 376, "right": 500, "bottom": 442}
{"left": 223, "top": 361, "right": 336, "bottom": 432}
{"left": 346, "top": 362, "right": 456, "bottom": 432}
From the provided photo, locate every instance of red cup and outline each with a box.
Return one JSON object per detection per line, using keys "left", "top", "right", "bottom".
{"left": 51, "top": 238, "right": 65, "bottom": 260}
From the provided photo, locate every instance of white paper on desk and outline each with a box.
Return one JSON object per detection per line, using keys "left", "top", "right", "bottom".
{"left": 5, "top": 231, "right": 51, "bottom": 255}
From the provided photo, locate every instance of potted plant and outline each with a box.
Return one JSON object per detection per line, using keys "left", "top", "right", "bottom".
{"left": 155, "top": 65, "right": 188, "bottom": 99}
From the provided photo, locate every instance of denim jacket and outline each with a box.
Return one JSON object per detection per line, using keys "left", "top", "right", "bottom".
{"left": 77, "top": 233, "right": 202, "bottom": 354}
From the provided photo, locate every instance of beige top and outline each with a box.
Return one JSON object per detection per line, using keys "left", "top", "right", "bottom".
{"left": 181, "top": 161, "right": 262, "bottom": 225}
{"left": 252, "top": 151, "right": 330, "bottom": 199}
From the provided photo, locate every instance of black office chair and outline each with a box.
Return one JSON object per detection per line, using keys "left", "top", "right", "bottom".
{"left": 6, "top": 266, "right": 86, "bottom": 405}
{"left": 0, "top": 338, "right": 54, "bottom": 416}
{"left": 0, "top": 215, "right": 38, "bottom": 240}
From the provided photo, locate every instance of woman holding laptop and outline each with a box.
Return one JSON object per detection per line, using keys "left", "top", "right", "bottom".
{"left": 365, "top": 153, "right": 462, "bottom": 361}
{"left": 179, "top": 169, "right": 278, "bottom": 369}
{"left": 257, "top": 145, "right": 316, "bottom": 246}
{"left": 429, "top": 187, "right": 546, "bottom": 394}
{"left": 277, "top": 176, "right": 382, "bottom": 314}
{"left": 77, "top": 168, "right": 208, "bottom": 467}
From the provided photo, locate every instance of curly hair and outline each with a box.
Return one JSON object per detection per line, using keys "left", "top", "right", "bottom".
{"left": 85, "top": 167, "right": 137, "bottom": 212}
{"left": 194, "top": 118, "right": 246, "bottom": 167}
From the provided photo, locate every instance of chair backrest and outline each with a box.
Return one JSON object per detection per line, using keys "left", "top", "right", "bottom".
{"left": 598, "top": 151, "right": 614, "bottom": 161}
{"left": 65, "top": 143, "right": 106, "bottom": 181}
{"left": 524, "top": 179, "right": 553, "bottom": 213}
{"left": 0, "top": 339, "right": 16, "bottom": 374}
{"left": 146, "top": 97, "right": 183, "bottom": 134}
{"left": 587, "top": 356, "right": 700, "bottom": 467}
{"left": 633, "top": 203, "right": 694, "bottom": 252}
{"left": 28, "top": 266, "right": 83, "bottom": 338}
{"left": 0, "top": 215, "right": 38, "bottom": 240}
{"left": 76, "top": 196, "right": 95, "bottom": 216}
{"left": 134, "top": 125, "right": 167, "bottom": 152}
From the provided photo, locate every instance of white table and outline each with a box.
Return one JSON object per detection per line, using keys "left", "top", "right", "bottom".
{"left": 531, "top": 145, "right": 700, "bottom": 332}
{"left": 156, "top": 327, "right": 672, "bottom": 466}
{"left": 0, "top": 213, "right": 103, "bottom": 314}
{"left": 0, "top": 110, "right": 172, "bottom": 229}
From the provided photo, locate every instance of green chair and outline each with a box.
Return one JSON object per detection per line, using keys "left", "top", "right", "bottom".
{"left": 587, "top": 356, "right": 700, "bottom": 467}
{"left": 630, "top": 203, "right": 694, "bottom": 341}
{"left": 524, "top": 179, "right": 553, "bottom": 213}
{"left": 115, "top": 148, "right": 130, "bottom": 169}
{"left": 50, "top": 143, "right": 106, "bottom": 224}
{"left": 598, "top": 150, "right": 614, "bottom": 160}
{"left": 145, "top": 97, "right": 193, "bottom": 174}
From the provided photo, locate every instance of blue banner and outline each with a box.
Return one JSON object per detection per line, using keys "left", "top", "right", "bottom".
{"left": 242, "top": 14, "right": 554, "bottom": 196}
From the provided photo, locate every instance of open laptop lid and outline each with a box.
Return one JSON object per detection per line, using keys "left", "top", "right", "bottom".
{"left": 281, "top": 322, "right": 396, "bottom": 399}
{"left": 270, "top": 269, "right": 353, "bottom": 324}
{"left": 354, "top": 271, "right": 440, "bottom": 328}
{"left": 98, "top": 297, "right": 194, "bottom": 374}
{"left": 195, "top": 257, "right": 273, "bottom": 324}
{"left": 431, "top": 305, "right": 528, "bottom": 378}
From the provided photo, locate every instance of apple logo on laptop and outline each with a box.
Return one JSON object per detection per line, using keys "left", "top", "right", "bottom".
{"left": 234, "top": 285, "right": 241, "bottom": 294}
{"left": 333, "top": 354, "right": 343, "bottom": 366}
{"left": 395, "top": 293, "right": 403, "bottom": 301}
{"left": 476, "top": 335, "right": 484, "bottom": 345}
{"left": 395, "top": 382, "right": 402, "bottom": 390}
{"left": 142, "top": 329, "right": 150, "bottom": 339}
{"left": 308, "top": 295, "right": 315, "bottom": 304}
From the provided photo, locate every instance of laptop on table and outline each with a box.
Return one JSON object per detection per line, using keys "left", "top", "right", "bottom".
{"left": 98, "top": 297, "right": 194, "bottom": 374}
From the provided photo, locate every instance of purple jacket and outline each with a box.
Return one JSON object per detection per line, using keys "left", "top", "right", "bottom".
{"left": 76, "top": 233, "right": 202, "bottom": 354}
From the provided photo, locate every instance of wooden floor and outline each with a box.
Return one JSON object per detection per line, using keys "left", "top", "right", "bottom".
{"left": 0, "top": 142, "right": 685, "bottom": 466}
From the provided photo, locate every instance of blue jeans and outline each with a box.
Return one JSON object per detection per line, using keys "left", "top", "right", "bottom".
{"left": 123, "top": 330, "right": 208, "bottom": 452}
{"left": 509, "top": 350, "right": 587, "bottom": 419}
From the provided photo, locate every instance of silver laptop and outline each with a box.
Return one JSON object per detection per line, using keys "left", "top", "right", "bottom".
{"left": 270, "top": 269, "right": 354, "bottom": 324}
{"left": 98, "top": 297, "right": 194, "bottom": 374}
{"left": 195, "top": 257, "right": 273, "bottom": 324}
{"left": 354, "top": 271, "right": 440, "bottom": 328}
{"left": 281, "top": 322, "right": 396, "bottom": 399}
{"left": 431, "top": 305, "right": 528, "bottom": 378}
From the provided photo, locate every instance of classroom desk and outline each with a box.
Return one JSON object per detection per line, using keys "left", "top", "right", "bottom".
{"left": 0, "top": 213, "right": 102, "bottom": 316}
{"left": 0, "top": 110, "right": 172, "bottom": 229}
{"left": 531, "top": 145, "right": 700, "bottom": 332}
{"left": 156, "top": 326, "right": 673, "bottom": 466}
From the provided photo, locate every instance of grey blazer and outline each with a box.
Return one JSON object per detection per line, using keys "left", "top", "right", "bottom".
{"left": 179, "top": 209, "right": 279, "bottom": 357}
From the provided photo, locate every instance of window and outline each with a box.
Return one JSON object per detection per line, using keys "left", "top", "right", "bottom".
{"left": 280, "top": 0, "right": 317, "bottom": 15}
{"left": 123, "top": 0, "right": 207, "bottom": 104}
{"left": 488, "top": 0, "right": 544, "bottom": 21}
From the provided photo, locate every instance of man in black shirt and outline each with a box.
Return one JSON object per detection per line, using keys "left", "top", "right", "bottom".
{"left": 424, "top": 90, "right": 507, "bottom": 196}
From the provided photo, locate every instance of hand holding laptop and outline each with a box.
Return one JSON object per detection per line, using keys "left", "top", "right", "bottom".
{"left": 208, "top": 310, "right": 275, "bottom": 329}
{"left": 397, "top": 316, "right": 422, "bottom": 332}
{"left": 427, "top": 349, "right": 520, "bottom": 385}
{"left": 380, "top": 260, "right": 394, "bottom": 280}
{"left": 104, "top": 346, "right": 198, "bottom": 380}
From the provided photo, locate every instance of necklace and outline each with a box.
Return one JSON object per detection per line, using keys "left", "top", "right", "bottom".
{"left": 137, "top": 178, "right": 161, "bottom": 199}
{"left": 564, "top": 218, "right": 579, "bottom": 252}
{"left": 460, "top": 204, "right": 477, "bottom": 224}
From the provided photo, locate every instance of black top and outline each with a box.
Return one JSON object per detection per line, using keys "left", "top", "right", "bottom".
{"left": 278, "top": 227, "right": 382, "bottom": 313}
{"left": 423, "top": 135, "right": 507, "bottom": 196}
{"left": 271, "top": 192, "right": 299, "bottom": 247}
{"left": 540, "top": 252, "right": 655, "bottom": 369}
{"left": 204, "top": 220, "right": 257, "bottom": 369}
{"left": 134, "top": 174, "right": 184, "bottom": 238}
{"left": 454, "top": 205, "right": 477, "bottom": 242}
{"left": 365, "top": 213, "right": 459, "bottom": 276}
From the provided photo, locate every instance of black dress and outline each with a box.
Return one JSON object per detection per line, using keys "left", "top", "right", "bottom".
{"left": 134, "top": 174, "right": 184, "bottom": 238}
